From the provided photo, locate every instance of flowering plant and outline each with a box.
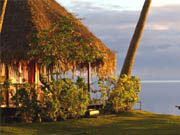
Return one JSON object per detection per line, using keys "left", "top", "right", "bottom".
{"left": 106, "top": 75, "right": 141, "bottom": 113}
{"left": 41, "top": 77, "right": 89, "bottom": 121}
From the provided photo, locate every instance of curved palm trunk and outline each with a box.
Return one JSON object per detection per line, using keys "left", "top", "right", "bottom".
{"left": 0, "top": 0, "right": 8, "bottom": 107}
{"left": 0, "top": 0, "right": 7, "bottom": 34}
{"left": 120, "top": 0, "right": 152, "bottom": 77}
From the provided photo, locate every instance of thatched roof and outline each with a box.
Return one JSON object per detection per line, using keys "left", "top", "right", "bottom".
{"left": 0, "top": 0, "right": 116, "bottom": 77}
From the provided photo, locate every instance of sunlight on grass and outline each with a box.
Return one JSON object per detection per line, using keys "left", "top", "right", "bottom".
{"left": 1, "top": 111, "right": 180, "bottom": 135}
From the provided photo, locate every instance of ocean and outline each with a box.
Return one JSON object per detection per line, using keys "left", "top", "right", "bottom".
{"left": 139, "top": 81, "right": 180, "bottom": 115}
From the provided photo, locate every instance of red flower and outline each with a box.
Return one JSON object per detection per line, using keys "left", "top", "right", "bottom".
{"left": 78, "top": 32, "right": 81, "bottom": 36}
{"left": 47, "top": 33, "right": 52, "bottom": 38}
{"left": 26, "top": 34, "right": 30, "bottom": 40}
{"left": 78, "top": 22, "right": 81, "bottom": 25}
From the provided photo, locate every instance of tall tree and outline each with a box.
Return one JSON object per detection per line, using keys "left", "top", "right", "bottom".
{"left": 0, "top": 0, "right": 8, "bottom": 33}
{"left": 0, "top": 0, "right": 8, "bottom": 107}
{"left": 120, "top": 0, "right": 152, "bottom": 77}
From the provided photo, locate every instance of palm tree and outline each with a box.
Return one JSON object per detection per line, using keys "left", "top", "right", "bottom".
{"left": 120, "top": 0, "right": 152, "bottom": 77}
{"left": 0, "top": 0, "right": 9, "bottom": 107}
{"left": 0, "top": 0, "right": 8, "bottom": 33}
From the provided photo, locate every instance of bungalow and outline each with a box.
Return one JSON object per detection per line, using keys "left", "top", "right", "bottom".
{"left": 0, "top": 0, "right": 116, "bottom": 107}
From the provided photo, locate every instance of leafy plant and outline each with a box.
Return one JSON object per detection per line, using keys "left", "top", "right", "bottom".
{"left": 11, "top": 84, "right": 43, "bottom": 123}
{"left": 76, "top": 76, "right": 88, "bottom": 91}
{"left": 41, "top": 76, "right": 89, "bottom": 121}
{"left": 60, "top": 78, "right": 89, "bottom": 119}
{"left": 28, "top": 16, "right": 103, "bottom": 71}
{"left": 97, "top": 77, "right": 117, "bottom": 105}
{"left": 41, "top": 78, "right": 64, "bottom": 121}
{"left": 0, "top": 79, "right": 11, "bottom": 106}
{"left": 106, "top": 75, "right": 141, "bottom": 113}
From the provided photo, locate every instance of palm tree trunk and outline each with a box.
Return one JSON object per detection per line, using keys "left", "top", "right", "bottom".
{"left": 120, "top": 0, "right": 152, "bottom": 77}
{"left": 0, "top": 0, "right": 7, "bottom": 34}
{"left": 0, "top": 0, "right": 8, "bottom": 107}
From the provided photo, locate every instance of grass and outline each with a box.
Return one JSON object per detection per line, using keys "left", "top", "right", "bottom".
{"left": 1, "top": 110, "right": 180, "bottom": 135}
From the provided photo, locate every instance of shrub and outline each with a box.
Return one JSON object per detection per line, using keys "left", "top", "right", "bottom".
{"left": 10, "top": 76, "right": 89, "bottom": 123}
{"left": 97, "top": 77, "right": 117, "bottom": 105}
{"left": 41, "top": 77, "right": 89, "bottom": 121}
{"left": 12, "top": 84, "right": 43, "bottom": 123}
{"left": 40, "top": 78, "right": 64, "bottom": 121}
{"left": 105, "top": 75, "right": 141, "bottom": 113}
{"left": 0, "top": 80, "right": 11, "bottom": 106}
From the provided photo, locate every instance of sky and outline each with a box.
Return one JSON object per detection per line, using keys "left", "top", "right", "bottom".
{"left": 57, "top": 0, "right": 180, "bottom": 80}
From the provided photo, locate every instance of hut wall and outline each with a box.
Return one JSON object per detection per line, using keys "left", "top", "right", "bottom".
{"left": 0, "top": 62, "right": 43, "bottom": 106}
{"left": 1, "top": 63, "right": 29, "bottom": 84}
{"left": 0, "top": 64, "right": 18, "bottom": 106}
{"left": 9, "top": 66, "right": 18, "bottom": 84}
{"left": 8, "top": 65, "right": 19, "bottom": 105}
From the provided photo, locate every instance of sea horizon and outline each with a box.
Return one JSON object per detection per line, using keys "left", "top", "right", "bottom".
{"left": 141, "top": 80, "right": 180, "bottom": 83}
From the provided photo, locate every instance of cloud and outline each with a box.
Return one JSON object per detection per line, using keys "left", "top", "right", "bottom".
{"left": 60, "top": 0, "right": 180, "bottom": 12}
{"left": 71, "top": 0, "right": 83, "bottom": 2}
{"left": 146, "top": 24, "right": 169, "bottom": 31}
{"left": 152, "top": 1, "right": 180, "bottom": 7}
{"left": 59, "top": 0, "right": 140, "bottom": 12}
{"left": 116, "top": 24, "right": 136, "bottom": 30}
{"left": 58, "top": 1, "right": 180, "bottom": 80}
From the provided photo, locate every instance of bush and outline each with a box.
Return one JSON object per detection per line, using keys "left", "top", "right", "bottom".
{"left": 105, "top": 75, "right": 141, "bottom": 113}
{"left": 0, "top": 80, "right": 11, "bottom": 106}
{"left": 41, "top": 76, "right": 89, "bottom": 121}
{"left": 97, "top": 77, "right": 117, "bottom": 105}
{"left": 12, "top": 84, "right": 43, "bottom": 123}
{"left": 10, "top": 76, "right": 89, "bottom": 123}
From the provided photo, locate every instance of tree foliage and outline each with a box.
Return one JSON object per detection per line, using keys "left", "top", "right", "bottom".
{"left": 28, "top": 16, "right": 103, "bottom": 71}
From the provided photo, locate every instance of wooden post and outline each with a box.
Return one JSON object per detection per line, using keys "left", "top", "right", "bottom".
{"left": 88, "top": 62, "right": 91, "bottom": 92}
{"left": 34, "top": 62, "right": 39, "bottom": 90}
{"left": 5, "top": 64, "right": 9, "bottom": 107}
{"left": 28, "top": 62, "right": 35, "bottom": 84}
{"left": 19, "top": 63, "right": 22, "bottom": 83}
{"left": 47, "top": 66, "right": 51, "bottom": 82}
{"left": 34, "top": 62, "right": 37, "bottom": 85}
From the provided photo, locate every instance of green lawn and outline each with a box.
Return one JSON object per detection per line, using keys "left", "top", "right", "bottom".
{"left": 1, "top": 110, "right": 180, "bottom": 135}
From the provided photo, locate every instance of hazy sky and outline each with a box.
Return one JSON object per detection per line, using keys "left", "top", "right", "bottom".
{"left": 57, "top": 0, "right": 180, "bottom": 80}
{"left": 58, "top": 0, "right": 180, "bottom": 11}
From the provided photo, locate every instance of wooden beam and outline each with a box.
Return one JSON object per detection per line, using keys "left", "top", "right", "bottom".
{"left": 35, "top": 62, "right": 40, "bottom": 87}
{"left": 88, "top": 62, "right": 91, "bottom": 92}
{"left": 34, "top": 62, "right": 37, "bottom": 85}
{"left": 19, "top": 63, "right": 22, "bottom": 83}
